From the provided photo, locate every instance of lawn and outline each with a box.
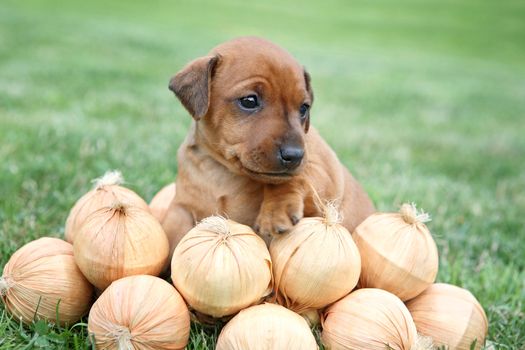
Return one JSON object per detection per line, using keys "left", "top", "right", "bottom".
{"left": 1, "top": 0, "right": 524, "bottom": 348}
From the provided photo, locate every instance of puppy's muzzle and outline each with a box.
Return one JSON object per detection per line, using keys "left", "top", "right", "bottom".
{"left": 278, "top": 145, "right": 304, "bottom": 170}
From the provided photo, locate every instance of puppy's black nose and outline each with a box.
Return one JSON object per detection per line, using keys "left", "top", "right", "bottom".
{"left": 279, "top": 145, "right": 304, "bottom": 169}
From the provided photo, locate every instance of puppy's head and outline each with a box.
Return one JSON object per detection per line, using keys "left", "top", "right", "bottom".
{"left": 169, "top": 37, "right": 313, "bottom": 184}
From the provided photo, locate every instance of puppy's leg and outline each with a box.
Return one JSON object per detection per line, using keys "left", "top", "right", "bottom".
{"left": 161, "top": 202, "right": 195, "bottom": 261}
{"left": 255, "top": 179, "right": 313, "bottom": 239}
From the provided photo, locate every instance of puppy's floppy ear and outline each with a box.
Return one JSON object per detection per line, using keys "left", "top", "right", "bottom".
{"left": 169, "top": 55, "right": 220, "bottom": 120}
{"left": 304, "top": 68, "right": 314, "bottom": 133}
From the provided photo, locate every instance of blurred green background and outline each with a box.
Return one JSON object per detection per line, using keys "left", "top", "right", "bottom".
{"left": 1, "top": 0, "right": 524, "bottom": 348}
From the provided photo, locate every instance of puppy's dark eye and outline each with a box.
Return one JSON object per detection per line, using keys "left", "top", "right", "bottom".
{"left": 299, "top": 103, "right": 310, "bottom": 118}
{"left": 238, "top": 95, "right": 259, "bottom": 111}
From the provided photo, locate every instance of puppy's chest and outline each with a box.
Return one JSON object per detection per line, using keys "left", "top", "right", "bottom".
{"left": 191, "top": 158, "right": 263, "bottom": 225}
{"left": 214, "top": 186, "right": 263, "bottom": 225}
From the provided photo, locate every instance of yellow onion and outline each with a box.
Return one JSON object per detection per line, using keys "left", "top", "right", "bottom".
{"left": 88, "top": 275, "right": 190, "bottom": 350}
{"left": 216, "top": 303, "right": 318, "bottom": 350}
{"left": 65, "top": 170, "right": 149, "bottom": 243}
{"left": 406, "top": 283, "right": 488, "bottom": 350}
{"left": 74, "top": 202, "right": 169, "bottom": 290}
{"left": 270, "top": 204, "right": 361, "bottom": 314}
{"left": 0, "top": 237, "right": 93, "bottom": 325}
{"left": 322, "top": 288, "right": 431, "bottom": 350}
{"left": 352, "top": 203, "right": 438, "bottom": 301}
{"left": 149, "top": 182, "right": 176, "bottom": 223}
{"left": 171, "top": 216, "right": 272, "bottom": 318}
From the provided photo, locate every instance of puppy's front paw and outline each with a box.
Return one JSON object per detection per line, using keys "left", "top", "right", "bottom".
{"left": 254, "top": 194, "right": 304, "bottom": 241}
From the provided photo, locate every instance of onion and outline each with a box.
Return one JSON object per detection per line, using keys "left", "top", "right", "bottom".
{"left": 216, "top": 303, "right": 318, "bottom": 350}
{"left": 406, "top": 283, "right": 488, "bottom": 350}
{"left": 352, "top": 203, "right": 438, "bottom": 301}
{"left": 149, "top": 182, "right": 176, "bottom": 223}
{"left": 88, "top": 275, "right": 190, "bottom": 350}
{"left": 65, "top": 170, "right": 149, "bottom": 243}
{"left": 74, "top": 202, "right": 169, "bottom": 290}
{"left": 0, "top": 237, "right": 93, "bottom": 325}
{"left": 171, "top": 216, "right": 272, "bottom": 318}
{"left": 270, "top": 204, "right": 361, "bottom": 314}
{"left": 322, "top": 288, "right": 431, "bottom": 350}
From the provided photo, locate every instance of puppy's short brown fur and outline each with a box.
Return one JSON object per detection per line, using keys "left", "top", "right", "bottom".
{"left": 163, "top": 37, "right": 374, "bottom": 253}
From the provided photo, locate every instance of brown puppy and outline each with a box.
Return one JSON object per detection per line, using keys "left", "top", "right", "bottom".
{"left": 163, "top": 37, "right": 374, "bottom": 254}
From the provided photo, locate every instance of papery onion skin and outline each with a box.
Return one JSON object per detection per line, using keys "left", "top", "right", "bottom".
{"left": 171, "top": 216, "right": 273, "bottom": 318}
{"left": 216, "top": 303, "right": 318, "bottom": 350}
{"left": 270, "top": 216, "right": 361, "bottom": 314}
{"left": 352, "top": 204, "right": 438, "bottom": 301}
{"left": 149, "top": 183, "right": 176, "bottom": 223}
{"left": 88, "top": 275, "right": 190, "bottom": 350}
{"left": 74, "top": 204, "right": 169, "bottom": 290}
{"left": 65, "top": 182, "right": 149, "bottom": 244}
{"left": 322, "top": 288, "right": 417, "bottom": 350}
{"left": 406, "top": 283, "right": 488, "bottom": 350}
{"left": 1, "top": 237, "right": 93, "bottom": 325}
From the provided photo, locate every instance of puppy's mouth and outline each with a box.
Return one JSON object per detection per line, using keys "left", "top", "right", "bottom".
{"left": 226, "top": 148, "right": 305, "bottom": 184}
{"left": 241, "top": 167, "right": 296, "bottom": 183}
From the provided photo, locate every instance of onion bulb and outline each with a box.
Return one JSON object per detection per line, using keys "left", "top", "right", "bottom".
{"left": 270, "top": 204, "right": 361, "bottom": 314}
{"left": 65, "top": 170, "right": 149, "bottom": 243}
{"left": 171, "top": 216, "right": 272, "bottom": 318}
{"left": 406, "top": 283, "right": 488, "bottom": 350}
{"left": 216, "top": 303, "right": 318, "bottom": 350}
{"left": 88, "top": 275, "right": 190, "bottom": 350}
{"left": 322, "top": 288, "right": 430, "bottom": 350}
{"left": 352, "top": 203, "right": 438, "bottom": 301}
{"left": 0, "top": 237, "right": 93, "bottom": 325}
{"left": 149, "top": 182, "right": 176, "bottom": 223}
{"left": 74, "top": 202, "right": 169, "bottom": 290}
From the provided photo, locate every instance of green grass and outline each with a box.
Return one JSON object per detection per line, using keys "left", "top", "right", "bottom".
{"left": 1, "top": 0, "right": 524, "bottom": 348}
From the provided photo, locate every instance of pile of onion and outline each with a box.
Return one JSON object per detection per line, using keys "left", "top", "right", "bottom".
{"left": 352, "top": 203, "right": 438, "bottom": 301}
{"left": 88, "top": 275, "right": 190, "bottom": 350}
{"left": 171, "top": 216, "right": 272, "bottom": 318}
{"left": 270, "top": 203, "right": 361, "bottom": 314}
{"left": 74, "top": 202, "right": 169, "bottom": 290}
{"left": 65, "top": 170, "right": 149, "bottom": 243}
{"left": 149, "top": 182, "right": 176, "bottom": 223}
{"left": 216, "top": 303, "right": 318, "bottom": 350}
{"left": 406, "top": 283, "right": 488, "bottom": 350}
{"left": 322, "top": 288, "right": 432, "bottom": 350}
{"left": 0, "top": 237, "right": 93, "bottom": 325}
